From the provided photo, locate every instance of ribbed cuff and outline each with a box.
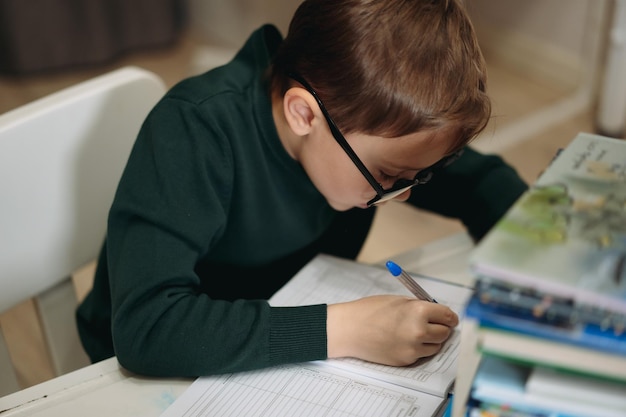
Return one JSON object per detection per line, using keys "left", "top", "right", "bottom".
{"left": 268, "top": 304, "right": 327, "bottom": 366}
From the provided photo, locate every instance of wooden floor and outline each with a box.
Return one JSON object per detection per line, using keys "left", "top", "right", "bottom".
{"left": 0, "top": 28, "right": 597, "bottom": 390}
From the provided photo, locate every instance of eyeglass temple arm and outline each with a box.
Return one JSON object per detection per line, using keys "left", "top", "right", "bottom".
{"left": 325, "top": 119, "right": 385, "bottom": 194}
{"left": 287, "top": 73, "right": 385, "bottom": 195}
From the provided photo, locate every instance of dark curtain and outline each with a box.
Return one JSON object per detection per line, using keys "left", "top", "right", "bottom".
{"left": 0, "top": 0, "right": 186, "bottom": 74}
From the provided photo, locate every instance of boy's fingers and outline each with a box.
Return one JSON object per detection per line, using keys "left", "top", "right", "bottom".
{"left": 418, "top": 302, "right": 459, "bottom": 327}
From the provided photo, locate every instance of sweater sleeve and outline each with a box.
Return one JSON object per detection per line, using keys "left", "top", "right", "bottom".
{"left": 407, "top": 147, "right": 528, "bottom": 241}
{"left": 106, "top": 99, "right": 327, "bottom": 377}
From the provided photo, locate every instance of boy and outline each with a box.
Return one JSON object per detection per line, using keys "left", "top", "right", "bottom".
{"left": 77, "top": 0, "right": 527, "bottom": 376}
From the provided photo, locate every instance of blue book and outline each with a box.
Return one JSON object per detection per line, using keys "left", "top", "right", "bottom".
{"left": 469, "top": 356, "right": 626, "bottom": 417}
{"left": 465, "top": 290, "right": 626, "bottom": 356}
{"left": 440, "top": 394, "right": 453, "bottom": 417}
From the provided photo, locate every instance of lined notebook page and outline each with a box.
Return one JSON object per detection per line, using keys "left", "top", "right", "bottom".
{"left": 269, "top": 254, "right": 472, "bottom": 396}
{"left": 269, "top": 254, "right": 471, "bottom": 314}
{"left": 159, "top": 363, "right": 443, "bottom": 417}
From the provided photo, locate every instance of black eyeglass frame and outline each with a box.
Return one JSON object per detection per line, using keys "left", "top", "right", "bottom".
{"left": 288, "top": 73, "right": 463, "bottom": 206}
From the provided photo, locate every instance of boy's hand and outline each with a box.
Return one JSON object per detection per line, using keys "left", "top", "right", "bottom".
{"left": 326, "top": 295, "right": 459, "bottom": 366}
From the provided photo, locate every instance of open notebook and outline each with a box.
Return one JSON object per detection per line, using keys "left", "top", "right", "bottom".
{"left": 159, "top": 254, "right": 473, "bottom": 417}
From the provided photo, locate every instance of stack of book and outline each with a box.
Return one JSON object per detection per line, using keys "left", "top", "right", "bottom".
{"left": 453, "top": 132, "right": 626, "bottom": 417}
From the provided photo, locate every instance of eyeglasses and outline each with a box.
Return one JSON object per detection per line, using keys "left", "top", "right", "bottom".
{"left": 288, "top": 73, "right": 463, "bottom": 207}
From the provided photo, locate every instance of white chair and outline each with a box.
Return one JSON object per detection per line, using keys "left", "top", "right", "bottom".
{"left": 0, "top": 66, "right": 166, "bottom": 396}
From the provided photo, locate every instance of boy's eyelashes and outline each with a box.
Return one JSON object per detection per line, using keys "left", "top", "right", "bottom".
{"left": 378, "top": 167, "right": 427, "bottom": 186}
{"left": 378, "top": 170, "right": 400, "bottom": 183}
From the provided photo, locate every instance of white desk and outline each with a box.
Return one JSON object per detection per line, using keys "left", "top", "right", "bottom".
{"left": 0, "top": 358, "right": 192, "bottom": 416}
{"left": 0, "top": 232, "right": 475, "bottom": 417}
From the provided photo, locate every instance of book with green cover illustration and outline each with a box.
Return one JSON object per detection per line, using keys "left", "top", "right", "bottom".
{"left": 470, "top": 132, "right": 626, "bottom": 315}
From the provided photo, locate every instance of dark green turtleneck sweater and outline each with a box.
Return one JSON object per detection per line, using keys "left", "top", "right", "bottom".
{"left": 76, "top": 24, "right": 527, "bottom": 377}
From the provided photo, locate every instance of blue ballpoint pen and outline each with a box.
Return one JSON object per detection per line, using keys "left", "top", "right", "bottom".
{"left": 385, "top": 260, "right": 437, "bottom": 303}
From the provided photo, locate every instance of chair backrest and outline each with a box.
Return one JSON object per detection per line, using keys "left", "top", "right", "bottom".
{"left": 0, "top": 66, "right": 166, "bottom": 395}
{"left": 0, "top": 66, "right": 165, "bottom": 312}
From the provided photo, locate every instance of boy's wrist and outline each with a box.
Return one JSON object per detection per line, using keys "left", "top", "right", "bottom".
{"left": 326, "top": 302, "right": 355, "bottom": 359}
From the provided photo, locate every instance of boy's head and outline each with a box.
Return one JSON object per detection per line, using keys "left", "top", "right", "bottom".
{"left": 270, "top": 0, "right": 490, "bottom": 151}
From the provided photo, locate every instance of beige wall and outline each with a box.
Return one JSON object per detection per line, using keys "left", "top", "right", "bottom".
{"left": 468, "top": 0, "right": 609, "bottom": 90}
{"left": 468, "top": 0, "right": 593, "bottom": 57}
{"left": 188, "top": 0, "right": 301, "bottom": 47}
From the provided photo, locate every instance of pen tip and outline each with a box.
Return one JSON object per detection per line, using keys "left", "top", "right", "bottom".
{"left": 385, "top": 260, "right": 402, "bottom": 277}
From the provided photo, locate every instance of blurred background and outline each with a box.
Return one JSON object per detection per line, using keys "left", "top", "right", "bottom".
{"left": 1, "top": 0, "right": 623, "bottom": 137}
{"left": 0, "top": 0, "right": 625, "bottom": 389}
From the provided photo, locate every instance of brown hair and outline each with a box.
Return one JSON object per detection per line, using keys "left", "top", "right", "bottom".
{"left": 270, "top": 0, "right": 490, "bottom": 150}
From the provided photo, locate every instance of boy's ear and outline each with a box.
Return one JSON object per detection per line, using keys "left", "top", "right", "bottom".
{"left": 283, "top": 88, "right": 318, "bottom": 136}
